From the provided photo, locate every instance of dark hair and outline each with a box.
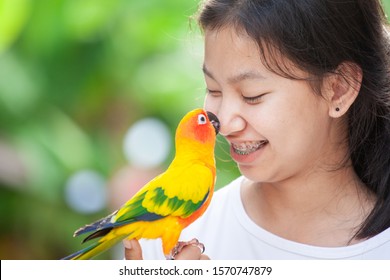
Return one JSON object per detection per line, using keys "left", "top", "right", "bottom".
{"left": 196, "top": 0, "right": 390, "bottom": 239}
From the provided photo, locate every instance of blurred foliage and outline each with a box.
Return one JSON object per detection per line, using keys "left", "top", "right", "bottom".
{"left": 0, "top": 0, "right": 239, "bottom": 259}
{"left": 2, "top": 0, "right": 390, "bottom": 260}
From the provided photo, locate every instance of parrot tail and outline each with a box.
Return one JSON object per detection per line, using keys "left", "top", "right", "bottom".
{"left": 61, "top": 234, "right": 125, "bottom": 260}
{"left": 73, "top": 211, "right": 118, "bottom": 237}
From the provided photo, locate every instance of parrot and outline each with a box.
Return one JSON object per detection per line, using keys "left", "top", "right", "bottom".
{"left": 62, "top": 108, "right": 220, "bottom": 260}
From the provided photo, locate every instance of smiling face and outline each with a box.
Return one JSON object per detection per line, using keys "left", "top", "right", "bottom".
{"left": 203, "top": 27, "right": 343, "bottom": 183}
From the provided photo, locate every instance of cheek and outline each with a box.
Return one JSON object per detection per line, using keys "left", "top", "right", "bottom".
{"left": 269, "top": 104, "right": 330, "bottom": 161}
{"left": 251, "top": 97, "right": 317, "bottom": 147}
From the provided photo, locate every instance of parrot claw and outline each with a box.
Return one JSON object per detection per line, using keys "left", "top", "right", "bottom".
{"left": 166, "top": 238, "right": 205, "bottom": 260}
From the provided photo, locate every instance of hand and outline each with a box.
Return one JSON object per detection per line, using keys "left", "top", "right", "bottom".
{"left": 123, "top": 239, "right": 210, "bottom": 260}
{"left": 123, "top": 239, "right": 143, "bottom": 260}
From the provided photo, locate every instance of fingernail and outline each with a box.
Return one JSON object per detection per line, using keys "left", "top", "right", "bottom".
{"left": 123, "top": 239, "right": 132, "bottom": 249}
{"left": 191, "top": 243, "right": 205, "bottom": 254}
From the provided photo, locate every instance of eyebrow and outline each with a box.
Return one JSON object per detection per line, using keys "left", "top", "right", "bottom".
{"left": 202, "top": 64, "right": 266, "bottom": 84}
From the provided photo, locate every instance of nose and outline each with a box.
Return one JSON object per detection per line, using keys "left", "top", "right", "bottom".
{"left": 207, "top": 97, "right": 246, "bottom": 137}
{"left": 218, "top": 111, "right": 246, "bottom": 137}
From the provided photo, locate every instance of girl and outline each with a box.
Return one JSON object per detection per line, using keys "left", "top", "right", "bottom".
{"left": 125, "top": 0, "right": 390, "bottom": 259}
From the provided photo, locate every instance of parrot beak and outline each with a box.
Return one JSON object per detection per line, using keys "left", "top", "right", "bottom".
{"left": 207, "top": 111, "right": 220, "bottom": 135}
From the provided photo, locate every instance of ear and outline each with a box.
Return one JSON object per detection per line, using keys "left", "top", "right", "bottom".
{"left": 322, "top": 62, "right": 363, "bottom": 118}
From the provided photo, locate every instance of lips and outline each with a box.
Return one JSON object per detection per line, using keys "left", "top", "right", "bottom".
{"left": 231, "top": 140, "right": 268, "bottom": 155}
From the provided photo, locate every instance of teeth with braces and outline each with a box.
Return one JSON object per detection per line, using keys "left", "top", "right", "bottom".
{"left": 232, "top": 141, "right": 268, "bottom": 155}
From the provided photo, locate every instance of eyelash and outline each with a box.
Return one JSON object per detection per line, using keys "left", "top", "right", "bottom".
{"left": 242, "top": 94, "right": 265, "bottom": 104}
{"left": 206, "top": 89, "right": 221, "bottom": 96}
{"left": 206, "top": 88, "right": 267, "bottom": 104}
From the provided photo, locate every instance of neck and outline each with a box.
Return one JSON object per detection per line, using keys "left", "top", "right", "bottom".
{"left": 241, "top": 164, "right": 375, "bottom": 246}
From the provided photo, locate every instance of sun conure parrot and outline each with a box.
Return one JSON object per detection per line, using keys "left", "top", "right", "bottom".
{"left": 62, "top": 108, "right": 220, "bottom": 260}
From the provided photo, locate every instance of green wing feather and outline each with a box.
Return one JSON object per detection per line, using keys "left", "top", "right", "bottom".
{"left": 114, "top": 162, "right": 213, "bottom": 223}
{"left": 73, "top": 162, "right": 213, "bottom": 239}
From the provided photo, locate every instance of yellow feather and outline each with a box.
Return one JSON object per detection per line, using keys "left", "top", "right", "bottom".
{"left": 62, "top": 108, "right": 219, "bottom": 259}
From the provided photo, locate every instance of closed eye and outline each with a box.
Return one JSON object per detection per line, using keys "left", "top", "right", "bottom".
{"left": 242, "top": 93, "right": 269, "bottom": 104}
{"left": 206, "top": 88, "right": 222, "bottom": 97}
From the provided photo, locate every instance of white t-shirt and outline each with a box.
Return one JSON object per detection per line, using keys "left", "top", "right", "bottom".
{"left": 140, "top": 176, "right": 390, "bottom": 259}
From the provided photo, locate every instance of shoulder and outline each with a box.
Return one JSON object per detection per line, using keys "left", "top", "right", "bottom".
{"left": 212, "top": 176, "right": 243, "bottom": 202}
{"left": 178, "top": 176, "right": 247, "bottom": 256}
{"left": 197, "top": 175, "right": 244, "bottom": 219}
{"left": 353, "top": 227, "right": 390, "bottom": 259}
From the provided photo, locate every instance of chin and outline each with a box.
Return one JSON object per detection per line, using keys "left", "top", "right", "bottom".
{"left": 238, "top": 164, "right": 268, "bottom": 183}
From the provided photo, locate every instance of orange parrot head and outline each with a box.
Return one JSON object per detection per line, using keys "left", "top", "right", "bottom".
{"left": 175, "top": 108, "right": 220, "bottom": 146}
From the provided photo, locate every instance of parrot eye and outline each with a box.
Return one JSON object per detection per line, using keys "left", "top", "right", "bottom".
{"left": 197, "top": 114, "right": 207, "bottom": 125}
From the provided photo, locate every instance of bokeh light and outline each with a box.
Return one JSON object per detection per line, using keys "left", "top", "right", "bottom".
{"left": 65, "top": 170, "right": 107, "bottom": 214}
{"left": 123, "top": 118, "right": 172, "bottom": 168}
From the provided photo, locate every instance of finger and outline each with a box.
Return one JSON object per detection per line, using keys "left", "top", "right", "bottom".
{"left": 174, "top": 243, "right": 206, "bottom": 260}
{"left": 123, "top": 239, "right": 143, "bottom": 260}
{"left": 199, "top": 254, "right": 210, "bottom": 260}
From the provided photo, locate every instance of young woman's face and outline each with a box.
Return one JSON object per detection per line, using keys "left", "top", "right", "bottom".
{"left": 203, "top": 27, "right": 337, "bottom": 183}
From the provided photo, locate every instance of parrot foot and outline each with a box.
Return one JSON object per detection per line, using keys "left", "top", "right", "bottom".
{"left": 166, "top": 238, "right": 205, "bottom": 260}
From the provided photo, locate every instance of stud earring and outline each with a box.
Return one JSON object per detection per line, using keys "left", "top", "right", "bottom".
{"left": 335, "top": 107, "right": 340, "bottom": 112}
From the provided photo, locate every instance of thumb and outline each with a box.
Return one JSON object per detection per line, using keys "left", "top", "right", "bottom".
{"left": 123, "top": 239, "right": 143, "bottom": 260}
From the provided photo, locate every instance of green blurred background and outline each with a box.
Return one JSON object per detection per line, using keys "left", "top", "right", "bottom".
{"left": 0, "top": 0, "right": 240, "bottom": 260}
{"left": 1, "top": 0, "right": 390, "bottom": 260}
